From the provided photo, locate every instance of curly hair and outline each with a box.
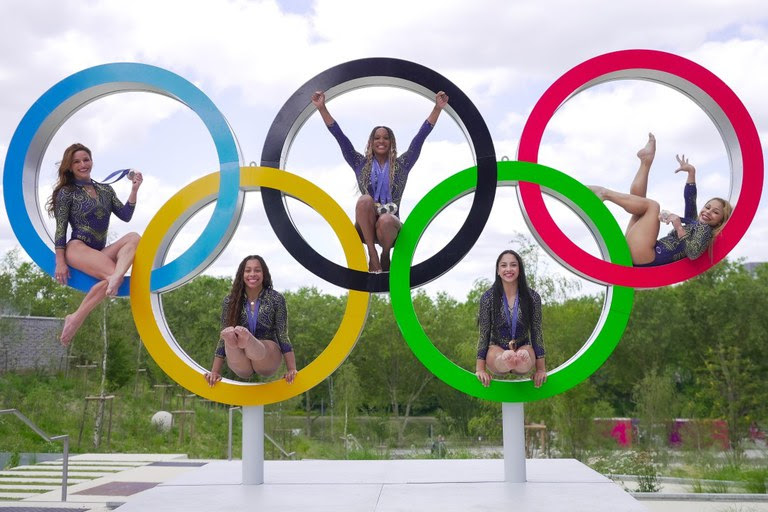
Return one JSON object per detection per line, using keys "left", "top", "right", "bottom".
{"left": 225, "top": 255, "right": 273, "bottom": 328}
{"left": 358, "top": 126, "right": 398, "bottom": 196}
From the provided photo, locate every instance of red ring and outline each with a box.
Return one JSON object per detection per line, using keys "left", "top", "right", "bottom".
{"left": 518, "top": 49, "right": 763, "bottom": 287}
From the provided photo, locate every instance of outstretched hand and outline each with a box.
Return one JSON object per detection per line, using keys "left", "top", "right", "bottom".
{"left": 675, "top": 154, "right": 696, "bottom": 175}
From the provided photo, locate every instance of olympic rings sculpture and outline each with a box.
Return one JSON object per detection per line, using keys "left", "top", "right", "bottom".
{"left": 3, "top": 63, "right": 242, "bottom": 295}
{"left": 4, "top": 50, "right": 761, "bottom": 406}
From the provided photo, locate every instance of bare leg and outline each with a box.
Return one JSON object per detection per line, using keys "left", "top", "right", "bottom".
{"left": 60, "top": 241, "right": 118, "bottom": 345}
{"left": 486, "top": 345, "right": 518, "bottom": 374}
{"left": 627, "top": 134, "right": 656, "bottom": 233}
{"left": 376, "top": 214, "right": 402, "bottom": 272}
{"left": 60, "top": 281, "right": 109, "bottom": 346}
{"left": 102, "top": 233, "right": 140, "bottom": 296}
{"left": 508, "top": 346, "right": 535, "bottom": 375}
{"left": 630, "top": 133, "right": 656, "bottom": 198}
{"left": 60, "top": 232, "right": 141, "bottom": 345}
{"left": 222, "top": 328, "right": 255, "bottom": 378}
{"left": 226, "top": 326, "right": 283, "bottom": 377}
{"left": 248, "top": 341, "right": 282, "bottom": 377}
{"left": 590, "top": 186, "right": 661, "bottom": 265}
{"left": 355, "top": 195, "right": 381, "bottom": 272}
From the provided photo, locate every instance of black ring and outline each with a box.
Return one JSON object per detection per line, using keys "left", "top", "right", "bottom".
{"left": 260, "top": 57, "right": 496, "bottom": 292}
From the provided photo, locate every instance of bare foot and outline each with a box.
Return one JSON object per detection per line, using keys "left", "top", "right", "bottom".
{"left": 221, "top": 328, "right": 238, "bottom": 349}
{"left": 497, "top": 349, "right": 518, "bottom": 371}
{"left": 105, "top": 274, "right": 124, "bottom": 297}
{"left": 380, "top": 250, "right": 391, "bottom": 272}
{"left": 508, "top": 350, "right": 534, "bottom": 374}
{"left": 232, "top": 326, "right": 253, "bottom": 349}
{"left": 589, "top": 185, "right": 608, "bottom": 201}
{"left": 637, "top": 133, "right": 656, "bottom": 165}
{"left": 368, "top": 250, "right": 382, "bottom": 273}
{"left": 60, "top": 314, "right": 84, "bottom": 346}
{"left": 234, "top": 327, "right": 266, "bottom": 360}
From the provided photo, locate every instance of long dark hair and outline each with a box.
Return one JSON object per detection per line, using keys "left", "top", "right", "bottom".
{"left": 358, "top": 126, "right": 398, "bottom": 195}
{"left": 46, "top": 143, "right": 91, "bottom": 216}
{"left": 489, "top": 250, "right": 534, "bottom": 340}
{"left": 225, "top": 255, "right": 273, "bottom": 327}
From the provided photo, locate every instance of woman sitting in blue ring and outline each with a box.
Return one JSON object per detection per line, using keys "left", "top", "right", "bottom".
{"left": 204, "top": 255, "right": 297, "bottom": 387}
{"left": 475, "top": 250, "right": 547, "bottom": 388}
{"left": 311, "top": 90, "right": 449, "bottom": 273}
{"left": 47, "top": 143, "right": 143, "bottom": 346}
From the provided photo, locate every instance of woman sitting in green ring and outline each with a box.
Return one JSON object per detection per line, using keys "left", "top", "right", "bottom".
{"left": 475, "top": 250, "right": 547, "bottom": 388}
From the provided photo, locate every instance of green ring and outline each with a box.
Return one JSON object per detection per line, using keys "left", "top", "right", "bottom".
{"left": 389, "top": 160, "right": 635, "bottom": 402}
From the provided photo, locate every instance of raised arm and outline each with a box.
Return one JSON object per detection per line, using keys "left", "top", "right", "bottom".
{"left": 675, "top": 155, "right": 700, "bottom": 222}
{"left": 426, "top": 91, "right": 449, "bottom": 126}
{"left": 311, "top": 91, "right": 336, "bottom": 126}
{"left": 126, "top": 170, "right": 143, "bottom": 205}
{"left": 312, "top": 90, "right": 365, "bottom": 172}
{"left": 674, "top": 154, "right": 696, "bottom": 185}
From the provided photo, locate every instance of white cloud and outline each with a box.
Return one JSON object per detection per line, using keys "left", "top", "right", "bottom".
{"left": 1, "top": 0, "right": 766, "bottom": 301}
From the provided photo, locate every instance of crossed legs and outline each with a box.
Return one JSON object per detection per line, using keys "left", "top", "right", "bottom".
{"left": 590, "top": 134, "right": 661, "bottom": 265}
{"left": 355, "top": 195, "right": 401, "bottom": 273}
{"left": 59, "top": 232, "right": 140, "bottom": 345}
{"left": 220, "top": 326, "right": 283, "bottom": 378}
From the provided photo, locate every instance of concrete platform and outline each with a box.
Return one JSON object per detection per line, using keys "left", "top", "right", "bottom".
{"left": 115, "top": 458, "right": 647, "bottom": 512}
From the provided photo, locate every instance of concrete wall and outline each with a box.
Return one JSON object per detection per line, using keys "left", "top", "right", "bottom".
{"left": 0, "top": 315, "right": 65, "bottom": 373}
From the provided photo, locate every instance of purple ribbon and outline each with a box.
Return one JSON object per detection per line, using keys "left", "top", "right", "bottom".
{"left": 502, "top": 292, "right": 519, "bottom": 342}
{"left": 100, "top": 168, "right": 134, "bottom": 184}
{"left": 370, "top": 159, "right": 392, "bottom": 204}
{"left": 246, "top": 298, "right": 260, "bottom": 334}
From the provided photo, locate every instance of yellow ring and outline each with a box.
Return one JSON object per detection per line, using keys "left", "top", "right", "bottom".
{"left": 130, "top": 166, "right": 370, "bottom": 406}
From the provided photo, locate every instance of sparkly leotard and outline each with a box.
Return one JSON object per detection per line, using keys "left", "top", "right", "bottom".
{"left": 53, "top": 181, "right": 135, "bottom": 251}
{"left": 214, "top": 288, "right": 292, "bottom": 359}
{"left": 476, "top": 288, "right": 546, "bottom": 361}
{"left": 637, "top": 183, "right": 713, "bottom": 266}
{"left": 327, "top": 120, "right": 434, "bottom": 216}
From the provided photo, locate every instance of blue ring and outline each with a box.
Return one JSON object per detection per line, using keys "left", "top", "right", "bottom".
{"left": 3, "top": 63, "right": 240, "bottom": 294}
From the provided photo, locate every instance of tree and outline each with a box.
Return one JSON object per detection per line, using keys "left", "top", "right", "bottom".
{"left": 352, "top": 293, "right": 434, "bottom": 445}
{"left": 284, "top": 287, "right": 346, "bottom": 435}
{"left": 335, "top": 361, "right": 362, "bottom": 442}
{"left": 162, "top": 274, "right": 232, "bottom": 368}
{"left": 698, "top": 343, "right": 764, "bottom": 451}
{"left": 632, "top": 368, "right": 679, "bottom": 449}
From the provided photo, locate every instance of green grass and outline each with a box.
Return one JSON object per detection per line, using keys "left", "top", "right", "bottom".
{"left": 0, "top": 372, "right": 450, "bottom": 459}
{"left": 0, "top": 487, "right": 54, "bottom": 493}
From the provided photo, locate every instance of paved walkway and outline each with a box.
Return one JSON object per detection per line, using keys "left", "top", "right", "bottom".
{"left": 1, "top": 455, "right": 767, "bottom": 511}
{"left": 0, "top": 453, "right": 207, "bottom": 511}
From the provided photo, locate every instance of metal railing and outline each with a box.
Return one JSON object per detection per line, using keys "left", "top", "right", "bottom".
{"left": 0, "top": 408, "right": 69, "bottom": 501}
{"left": 227, "top": 407, "right": 295, "bottom": 460}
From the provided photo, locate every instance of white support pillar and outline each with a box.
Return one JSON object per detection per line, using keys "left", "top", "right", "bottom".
{"left": 502, "top": 402, "right": 526, "bottom": 482}
{"left": 242, "top": 405, "right": 264, "bottom": 485}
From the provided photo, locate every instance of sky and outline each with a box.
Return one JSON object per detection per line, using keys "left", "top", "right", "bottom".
{"left": 1, "top": 0, "right": 766, "bottom": 302}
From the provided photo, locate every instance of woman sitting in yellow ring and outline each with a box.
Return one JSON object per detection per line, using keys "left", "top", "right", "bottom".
{"left": 205, "top": 255, "right": 297, "bottom": 387}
